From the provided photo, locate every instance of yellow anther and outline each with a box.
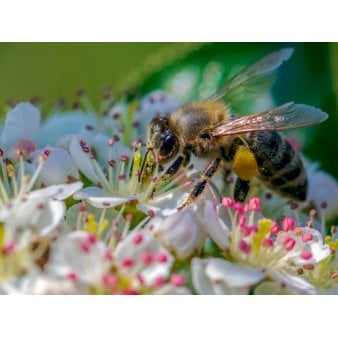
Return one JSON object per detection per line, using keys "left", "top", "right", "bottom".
{"left": 87, "top": 214, "right": 95, "bottom": 222}
{"left": 324, "top": 236, "right": 337, "bottom": 251}
{"left": 325, "top": 236, "right": 332, "bottom": 244}
{"left": 232, "top": 146, "right": 258, "bottom": 181}
{"left": 253, "top": 218, "right": 273, "bottom": 253}
{"left": 84, "top": 213, "right": 98, "bottom": 235}
{"left": 331, "top": 243, "right": 338, "bottom": 251}
{"left": 97, "top": 219, "right": 109, "bottom": 238}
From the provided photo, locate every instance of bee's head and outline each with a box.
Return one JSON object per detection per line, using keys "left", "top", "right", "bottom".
{"left": 147, "top": 116, "right": 179, "bottom": 163}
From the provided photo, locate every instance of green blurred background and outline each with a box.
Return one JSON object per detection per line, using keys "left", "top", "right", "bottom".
{"left": 0, "top": 42, "right": 337, "bottom": 178}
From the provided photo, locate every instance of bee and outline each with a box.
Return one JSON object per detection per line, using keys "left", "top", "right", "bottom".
{"left": 143, "top": 48, "right": 328, "bottom": 210}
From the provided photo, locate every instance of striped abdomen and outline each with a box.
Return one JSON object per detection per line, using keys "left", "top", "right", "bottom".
{"left": 246, "top": 131, "right": 307, "bottom": 201}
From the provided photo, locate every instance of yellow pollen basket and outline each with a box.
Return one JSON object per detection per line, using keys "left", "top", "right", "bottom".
{"left": 232, "top": 146, "right": 258, "bottom": 181}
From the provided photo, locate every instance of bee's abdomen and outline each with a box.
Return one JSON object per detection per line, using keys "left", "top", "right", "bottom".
{"left": 246, "top": 131, "right": 307, "bottom": 201}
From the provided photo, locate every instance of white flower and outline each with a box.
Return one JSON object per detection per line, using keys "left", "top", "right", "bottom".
{"left": 0, "top": 181, "right": 82, "bottom": 283}
{"left": 71, "top": 135, "right": 220, "bottom": 217}
{"left": 114, "top": 229, "right": 174, "bottom": 287}
{"left": 0, "top": 180, "right": 82, "bottom": 238}
{"left": 47, "top": 231, "right": 111, "bottom": 286}
{"left": 1, "top": 102, "right": 40, "bottom": 151}
{"left": 192, "top": 258, "right": 265, "bottom": 295}
{"left": 148, "top": 206, "right": 207, "bottom": 260}
{"left": 41, "top": 229, "right": 187, "bottom": 294}
{"left": 199, "top": 198, "right": 330, "bottom": 294}
{"left": 0, "top": 190, "right": 65, "bottom": 241}
{"left": 69, "top": 136, "right": 134, "bottom": 207}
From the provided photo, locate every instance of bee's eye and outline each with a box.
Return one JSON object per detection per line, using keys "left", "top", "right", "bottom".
{"left": 162, "top": 134, "right": 176, "bottom": 153}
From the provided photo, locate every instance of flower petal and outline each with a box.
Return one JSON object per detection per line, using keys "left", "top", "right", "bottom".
{"left": 205, "top": 258, "right": 265, "bottom": 289}
{"left": 192, "top": 258, "right": 265, "bottom": 295}
{"left": 269, "top": 270, "right": 316, "bottom": 295}
{"left": 36, "top": 111, "right": 98, "bottom": 148}
{"left": 74, "top": 186, "right": 135, "bottom": 208}
{"left": 114, "top": 229, "right": 173, "bottom": 286}
{"left": 149, "top": 207, "right": 207, "bottom": 260}
{"left": 1, "top": 102, "right": 40, "bottom": 149}
{"left": 69, "top": 136, "right": 101, "bottom": 183}
{"left": 47, "top": 231, "right": 110, "bottom": 285}
{"left": 32, "top": 147, "right": 79, "bottom": 185}
{"left": 191, "top": 258, "right": 218, "bottom": 295}
{"left": 0, "top": 194, "right": 65, "bottom": 239}
{"left": 27, "top": 275, "right": 78, "bottom": 295}
{"left": 203, "top": 201, "right": 230, "bottom": 250}
{"left": 137, "top": 186, "right": 192, "bottom": 217}
{"left": 74, "top": 186, "right": 111, "bottom": 198}
{"left": 280, "top": 227, "right": 330, "bottom": 266}
{"left": 32, "top": 181, "right": 83, "bottom": 200}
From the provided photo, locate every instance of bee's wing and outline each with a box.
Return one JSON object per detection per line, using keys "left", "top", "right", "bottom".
{"left": 211, "top": 102, "right": 328, "bottom": 136}
{"left": 206, "top": 48, "right": 294, "bottom": 103}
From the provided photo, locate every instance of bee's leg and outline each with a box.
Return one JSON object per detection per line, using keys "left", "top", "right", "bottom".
{"left": 149, "top": 149, "right": 191, "bottom": 198}
{"left": 163, "top": 155, "right": 185, "bottom": 176}
{"left": 234, "top": 178, "right": 250, "bottom": 202}
{"left": 160, "top": 148, "right": 192, "bottom": 180}
{"left": 178, "top": 158, "right": 221, "bottom": 210}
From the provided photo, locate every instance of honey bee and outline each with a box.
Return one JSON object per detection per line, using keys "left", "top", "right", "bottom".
{"left": 143, "top": 48, "right": 328, "bottom": 210}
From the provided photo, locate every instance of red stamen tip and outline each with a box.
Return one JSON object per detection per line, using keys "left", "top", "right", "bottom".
{"left": 170, "top": 274, "right": 186, "bottom": 287}
{"left": 132, "top": 233, "right": 143, "bottom": 245}
{"left": 221, "top": 197, "right": 233, "bottom": 208}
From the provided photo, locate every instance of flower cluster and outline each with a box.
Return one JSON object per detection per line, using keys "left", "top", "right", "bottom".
{"left": 0, "top": 90, "right": 337, "bottom": 295}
